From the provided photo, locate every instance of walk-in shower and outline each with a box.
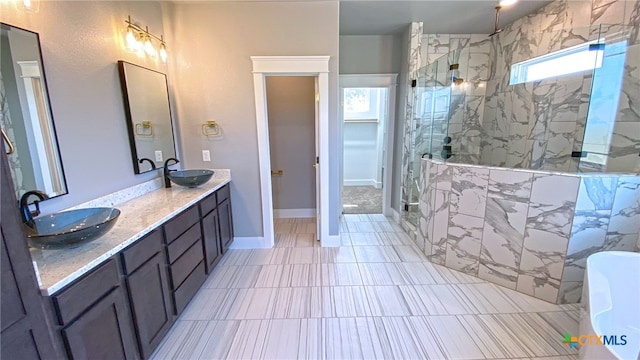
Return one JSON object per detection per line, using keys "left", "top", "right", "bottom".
{"left": 400, "top": 21, "right": 640, "bottom": 304}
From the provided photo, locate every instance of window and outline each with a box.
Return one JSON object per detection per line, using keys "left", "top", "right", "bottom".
{"left": 344, "top": 88, "right": 370, "bottom": 113}
{"left": 509, "top": 41, "right": 605, "bottom": 85}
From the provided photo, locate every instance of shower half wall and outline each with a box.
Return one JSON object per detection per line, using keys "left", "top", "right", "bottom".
{"left": 417, "top": 159, "right": 640, "bottom": 304}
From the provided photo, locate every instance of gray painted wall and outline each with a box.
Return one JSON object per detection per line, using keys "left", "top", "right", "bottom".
{"left": 166, "top": 1, "right": 340, "bottom": 237}
{"left": 266, "top": 76, "right": 316, "bottom": 211}
{"left": 339, "top": 35, "right": 402, "bottom": 74}
{"left": 0, "top": 1, "right": 171, "bottom": 215}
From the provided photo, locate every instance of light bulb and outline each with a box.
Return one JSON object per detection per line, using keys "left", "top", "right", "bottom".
{"left": 126, "top": 26, "right": 139, "bottom": 52}
{"left": 144, "top": 35, "right": 155, "bottom": 56}
{"left": 17, "top": 0, "right": 40, "bottom": 13}
{"left": 159, "top": 43, "right": 167, "bottom": 63}
{"left": 499, "top": 0, "right": 518, "bottom": 6}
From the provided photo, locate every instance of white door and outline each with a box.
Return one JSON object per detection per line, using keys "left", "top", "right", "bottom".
{"left": 314, "top": 77, "right": 321, "bottom": 240}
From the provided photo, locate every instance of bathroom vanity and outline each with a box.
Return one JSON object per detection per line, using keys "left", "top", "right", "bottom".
{"left": 1, "top": 152, "right": 234, "bottom": 359}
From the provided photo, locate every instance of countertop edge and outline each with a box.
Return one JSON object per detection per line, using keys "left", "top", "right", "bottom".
{"left": 39, "top": 178, "right": 231, "bottom": 296}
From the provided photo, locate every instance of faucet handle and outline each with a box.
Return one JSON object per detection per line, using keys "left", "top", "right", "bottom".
{"left": 31, "top": 200, "right": 42, "bottom": 217}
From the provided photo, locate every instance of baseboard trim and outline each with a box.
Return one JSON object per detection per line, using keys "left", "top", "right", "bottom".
{"left": 322, "top": 235, "right": 342, "bottom": 247}
{"left": 390, "top": 209, "right": 401, "bottom": 223}
{"left": 274, "top": 208, "right": 316, "bottom": 218}
{"left": 229, "top": 237, "right": 271, "bottom": 249}
{"left": 344, "top": 179, "right": 377, "bottom": 187}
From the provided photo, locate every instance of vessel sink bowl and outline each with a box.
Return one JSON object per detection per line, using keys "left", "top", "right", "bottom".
{"left": 25, "top": 207, "right": 121, "bottom": 249}
{"left": 168, "top": 169, "right": 214, "bottom": 188}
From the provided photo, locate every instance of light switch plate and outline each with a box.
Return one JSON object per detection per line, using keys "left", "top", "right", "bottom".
{"left": 202, "top": 150, "right": 211, "bottom": 162}
{"left": 155, "top": 150, "right": 163, "bottom": 162}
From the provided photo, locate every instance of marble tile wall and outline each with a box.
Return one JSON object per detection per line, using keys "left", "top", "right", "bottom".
{"left": 415, "top": 158, "right": 640, "bottom": 304}
{"left": 559, "top": 175, "right": 640, "bottom": 303}
{"left": 481, "top": 0, "right": 640, "bottom": 172}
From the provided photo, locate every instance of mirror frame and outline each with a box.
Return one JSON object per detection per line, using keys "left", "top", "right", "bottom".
{"left": 0, "top": 22, "right": 68, "bottom": 200}
{"left": 117, "top": 60, "right": 176, "bottom": 174}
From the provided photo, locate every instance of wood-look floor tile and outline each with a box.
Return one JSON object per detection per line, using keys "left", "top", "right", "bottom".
{"left": 320, "top": 263, "right": 363, "bottom": 286}
{"left": 365, "top": 286, "right": 412, "bottom": 316}
{"left": 378, "top": 317, "right": 427, "bottom": 359}
{"left": 424, "top": 315, "right": 486, "bottom": 359}
{"left": 319, "top": 247, "right": 357, "bottom": 263}
{"left": 262, "top": 319, "right": 302, "bottom": 359}
{"left": 321, "top": 286, "right": 372, "bottom": 318}
{"left": 156, "top": 216, "right": 577, "bottom": 360}
{"left": 396, "top": 262, "right": 443, "bottom": 285}
{"left": 226, "top": 320, "right": 270, "bottom": 359}
{"left": 454, "top": 283, "right": 522, "bottom": 314}
{"left": 393, "top": 245, "right": 428, "bottom": 262}
{"left": 353, "top": 245, "right": 401, "bottom": 262}
{"left": 349, "top": 232, "right": 384, "bottom": 246}
{"left": 406, "top": 317, "right": 448, "bottom": 359}
{"left": 181, "top": 288, "right": 238, "bottom": 320}
{"left": 358, "top": 263, "right": 411, "bottom": 285}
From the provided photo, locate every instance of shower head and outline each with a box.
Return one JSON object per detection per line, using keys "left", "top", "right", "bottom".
{"left": 489, "top": 5, "right": 503, "bottom": 37}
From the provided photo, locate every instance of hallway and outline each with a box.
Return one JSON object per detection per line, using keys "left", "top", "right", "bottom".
{"left": 152, "top": 215, "right": 579, "bottom": 359}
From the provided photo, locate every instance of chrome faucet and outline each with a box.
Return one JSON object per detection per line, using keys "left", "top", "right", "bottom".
{"left": 20, "top": 190, "right": 49, "bottom": 227}
{"left": 163, "top": 158, "right": 179, "bottom": 188}
{"left": 139, "top": 158, "right": 157, "bottom": 170}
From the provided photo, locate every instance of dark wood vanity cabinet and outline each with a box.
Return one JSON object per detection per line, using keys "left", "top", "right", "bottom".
{"left": 0, "top": 168, "right": 233, "bottom": 360}
{"left": 121, "top": 229, "right": 173, "bottom": 359}
{"left": 200, "top": 193, "right": 222, "bottom": 273}
{"left": 164, "top": 205, "right": 207, "bottom": 316}
{"left": 216, "top": 184, "right": 234, "bottom": 254}
{"left": 200, "top": 183, "right": 233, "bottom": 271}
{"left": 52, "top": 259, "right": 138, "bottom": 360}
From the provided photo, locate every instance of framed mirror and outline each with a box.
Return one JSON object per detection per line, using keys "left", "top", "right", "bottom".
{"left": 0, "top": 23, "right": 68, "bottom": 200}
{"left": 117, "top": 61, "right": 176, "bottom": 174}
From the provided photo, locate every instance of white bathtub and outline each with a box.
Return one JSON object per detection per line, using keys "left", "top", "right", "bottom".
{"left": 580, "top": 251, "right": 640, "bottom": 360}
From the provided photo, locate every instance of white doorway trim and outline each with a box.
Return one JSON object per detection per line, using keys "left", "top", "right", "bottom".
{"left": 339, "top": 73, "right": 398, "bottom": 218}
{"left": 251, "top": 56, "right": 330, "bottom": 248}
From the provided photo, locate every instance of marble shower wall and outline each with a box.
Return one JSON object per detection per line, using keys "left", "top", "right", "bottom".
{"left": 559, "top": 175, "right": 640, "bottom": 303}
{"left": 417, "top": 34, "right": 492, "bottom": 165}
{"left": 416, "top": 158, "right": 640, "bottom": 304}
{"left": 481, "top": 0, "right": 640, "bottom": 173}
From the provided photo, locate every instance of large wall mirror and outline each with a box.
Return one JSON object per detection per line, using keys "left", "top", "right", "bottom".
{"left": 118, "top": 61, "right": 176, "bottom": 174}
{"left": 0, "top": 23, "right": 68, "bottom": 200}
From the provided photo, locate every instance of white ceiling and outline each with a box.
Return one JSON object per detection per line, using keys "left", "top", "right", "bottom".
{"left": 340, "top": 0, "right": 552, "bottom": 35}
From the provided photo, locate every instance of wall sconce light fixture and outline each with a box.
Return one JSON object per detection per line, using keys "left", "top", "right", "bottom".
{"left": 125, "top": 15, "right": 168, "bottom": 63}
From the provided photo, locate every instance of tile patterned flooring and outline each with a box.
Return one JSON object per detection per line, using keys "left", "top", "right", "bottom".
{"left": 152, "top": 215, "right": 580, "bottom": 360}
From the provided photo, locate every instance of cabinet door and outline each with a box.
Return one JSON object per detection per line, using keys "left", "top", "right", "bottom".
{"left": 218, "top": 198, "right": 233, "bottom": 253}
{"left": 62, "top": 288, "right": 138, "bottom": 360}
{"left": 201, "top": 209, "right": 221, "bottom": 273}
{"left": 1, "top": 148, "right": 60, "bottom": 359}
{"left": 126, "top": 252, "right": 173, "bottom": 359}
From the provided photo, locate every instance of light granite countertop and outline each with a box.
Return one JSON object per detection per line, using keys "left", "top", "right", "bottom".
{"left": 30, "top": 170, "right": 231, "bottom": 296}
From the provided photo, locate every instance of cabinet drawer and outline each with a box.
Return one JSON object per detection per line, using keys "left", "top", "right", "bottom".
{"left": 216, "top": 184, "right": 230, "bottom": 204}
{"left": 199, "top": 192, "right": 217, "bottom": 217}
{"left": 167, "top": 223, "right": 201, "bottom": 264}
{"left": 173, "top": 261, "right": 206, "bottom": 315}
{"left": 121, "top": 229, "right": 163, "bottom": 275}
{"left": 164, "top": 205, "right": 199, "bottom": 243}
{"left": 53, "top": 259, "right": 120, "bottom": 325}
{"left": 170, "top": 240, "right": 204, "bottom": 289}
